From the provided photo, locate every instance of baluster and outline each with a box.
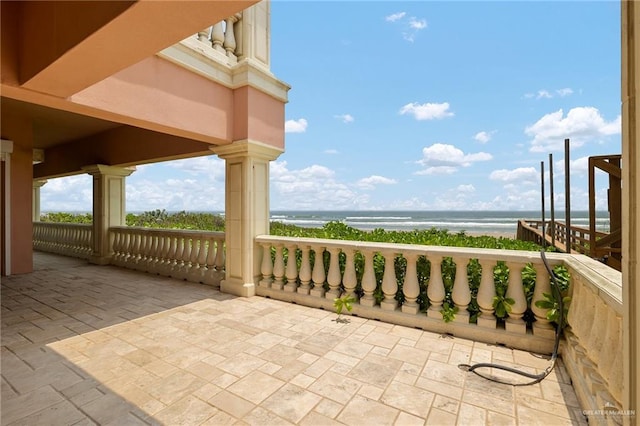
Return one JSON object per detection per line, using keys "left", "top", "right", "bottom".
{"left": 427, "top": 255, "right": 445, "bottom": 320}
{"left": 131, "top": 232, "right": 142, "bottom": 269}
{"left": 381, "top": 251, "right": 398, "bottom": 311}
{"left": 120, "top": 230, "right": 131, "bottom": 267}
{"left": 214, "top": 237, "right": 225, "bottom": 272}
{"left": 112, "top": 230, "right": 123, "bottom": 266}
{"left": 138, "top": 233, "right": 151, "bottom": 271}
{"left": 212, "top": 22, "right": 225, "bottom": 52}
{"left": 155, "top": 234, "right": 167, "bottom": 275}
{"left": 310, "top": 246, "right": 326, "bottom": 297}
{"left": 476, "top": 259, "right": 497, "bottom": 328}
{"left": 272, "top": 245, "right": 285, "bottom": 290}
{"left": 180, "top": 237, "right": 193, "bottom": 280}
{"left": 202, "top": 236, "right": 216, "bottom": 285}
{"left": 342, "top": 248, "right": 358, "bottom": 299}
{"left": 297, "top": 246, "right": 312, "bottom": 294}
{"left": 505, "top": 262, "right": 527, "bottom": 333}
{"left": 171, "top": 236, "right": 184, "bottom": 277}
{"left": 259, "top": 243, "right": 273, "bottom": 288}
{"left": 197, "top": 235, "right": 209, "bottom": 282}
{"left": 532, "top": 263, "right": 554, "bottom": 338}
{"left": 402, "top": 253, "right": 420, "bottom": 314}
{"left": 223, "top": 16, "right": 238, "bottom": 60}
{"left": 360, "top": 250, "right": 377, "bottom": 307}
{"left": 188, "top": 235, "right": 201, "bottom": 281}
{"left": 165, "top": 234, "right": 178, "bottom": 277}
{"left": 146, "top": 233, "right": 159, "bottom": 272}
{"left": 451, "top": 256, "right": 471, "bottom": 323}
{"left": 197, "top": 27, "right": 211, "bottom": 43}
{"left": 326, "top": 248, "right": 342, "bottom": 298}
{"left": 284, "top": 244, "right": 299, "bottom": 292}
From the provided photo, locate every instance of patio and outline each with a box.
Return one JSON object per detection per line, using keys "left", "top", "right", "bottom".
{"left": 0, "top": 252, "right": 586, "bottom": 425}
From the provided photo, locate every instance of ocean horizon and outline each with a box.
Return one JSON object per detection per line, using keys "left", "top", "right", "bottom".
{"left": 44, "top": 209, "right": 611, "bottom": 236}
{"left": 268, "top": 210, "right": 610, "bottom": 235}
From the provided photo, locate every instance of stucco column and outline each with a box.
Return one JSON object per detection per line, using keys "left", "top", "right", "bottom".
{"left": 32, "top": 180, "right": 47, "bottom": 222}
{"left": 82, "top": 165, "right": 135, "bottom": 265}
{"left": 212, "top": 140, "right": 282, "bottom": 297}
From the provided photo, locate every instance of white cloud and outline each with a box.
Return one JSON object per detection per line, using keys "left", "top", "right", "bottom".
{"left": 385, "top": 12, "right": 406, "bottom": 22}
{"left": 167, "top": 156, "right": 225, "bottom": 179}
{"left": 556, "top": 88, "right": 573, "bottom": 97}
{"left": 334, "top": 114, "right": 354, "bottom": 124}
{"left": 473, "top": 130, "right": 496, "bottom": 144}
{"left": 40, "top": 175, "right": 93, "bottom": 212}
{"left": 457, "top": 184, "right": 475, "bottom": 193}
{"left": 385, "top": 12, "right": 427, "bottom": 42}
{"left": 270, "top": 161, "right": 368, "bottom": 210}
{"left": 408, "top": 17, "right": 427, "bottom": 30}
{"left": 324, "top": 149, "right": 339, "bottom": 155}
{"left": 524, "top": 87, "right": 574, "bottom": 100}
{"left": 415, "top": 143, "right": 492, "bottom": 175}
{"left": 489, "top": 167, "right": 539, "bottom": 184}
{"left": 356, "top": 175, "right": 398, "bottom": 190}
{"left": 399, "top": 102, "right": 453, "bottom": 120}
{"left": 536, "top": 90, "right": 553, "bottom": 99}
{"left": 525, "top": 107, "right": 621, "bottom": 152}
{"left": 285, "top": 118, "right": 308, "bottom": 133}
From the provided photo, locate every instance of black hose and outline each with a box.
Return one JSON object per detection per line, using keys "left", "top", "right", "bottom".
{"left": 458, "top": 249, "right": 564, "bottom": 386}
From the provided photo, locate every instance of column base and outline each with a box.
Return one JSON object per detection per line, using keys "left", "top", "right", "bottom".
{"left": 220, "top": 278, "right": 256, "bottom": 297}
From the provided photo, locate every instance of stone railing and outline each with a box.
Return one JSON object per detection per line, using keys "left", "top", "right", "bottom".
{"left": 561, "top": 255, "right": 623, "bottom": 424}
{"left": 110, "top": 227, "right": 225, "bottom": 287}
{"left": 196, "top": 13, "right": 244, "bottom": 65}
{"left": 255, "top": 235, "right": 565, "bottom": 353}
{"left": 33, "top": 222, "right": 92, "bottom": 260}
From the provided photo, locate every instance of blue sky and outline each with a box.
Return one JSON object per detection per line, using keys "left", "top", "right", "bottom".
{"left": 42, "top": 1, "right": 621, "bottom": 212}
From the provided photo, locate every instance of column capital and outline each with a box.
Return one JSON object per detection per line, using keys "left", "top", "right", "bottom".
{"left": 82, "top": 164, "right": 136, "bottom": 177}
{"left": 32, "top": 179, "right": 48, "bottom": 188}
{"left": 211, "top": 140, "right": 283, "bottom": 161}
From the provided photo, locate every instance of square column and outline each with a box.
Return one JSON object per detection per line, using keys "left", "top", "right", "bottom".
{"left": 212, "top": 140, "right": 282, "bottom": 297}
{"left": 32, "top": 180, "right": 47, "bottom": 222}
{"left": 82, "top": 165, "right": 135, "bottom": 265}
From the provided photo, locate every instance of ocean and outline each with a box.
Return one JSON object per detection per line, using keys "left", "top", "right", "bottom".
{"left": 269, "top": 210, "right": 611, "bottom": 236}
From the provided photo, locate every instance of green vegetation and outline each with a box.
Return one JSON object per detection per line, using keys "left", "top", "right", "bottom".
{"left": 41, "top": 210, "right": 569, "bottom": 325}
{"left": 333, "top": 293, "right": 356, "bottom": 323}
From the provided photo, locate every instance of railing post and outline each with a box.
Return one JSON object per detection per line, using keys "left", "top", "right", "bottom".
{"left": 272, "top": 244, "right": 285, "bottom": 291}
{"left": 505, "top": 262, "right": 527, "bottom": 334}
{"left": 476, "top": 259, "right": 497, "bottom": 328}
{"left": 342, "top": 248, "right": 358, "bottom": 299}
{"left": 532, "top": 263, "right": 555, "bottom": 338}
{"left": 298, "top": 245, "right": 312, "bottom": 294}
{"left": 381, "top": 251, "right": 399, "bottom": 311}
{"left": 427, "top": 255, "right": 445, "bottom": 320}
{"left": 402, "top": 253, "right": 420, "bottom": 314}
{"left": 451, "top": 257, "right": 471, "bottom": 323}
{"left": 284, "top": 244, "right": 299, "bottom": 292}
{"left": 259, "top": 242, "right": 273, "bottom": 288}
{"left": 360, "top": 250, "right": 377, "bottom": 307}
{"left": 310, "top": 246, "right": 326, "bottom": 297}
{"left": 325, "top": 248, "right": 342, "bottom": 298}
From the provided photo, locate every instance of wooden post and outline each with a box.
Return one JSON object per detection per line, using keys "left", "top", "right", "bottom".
{"left": 589, "top": 156, "right": 596, "bottom": 258}
{"left": 541, "top": 161, "right": 546, "bottom": 248}
{"left": 549, "top": 153, "right": 555, "bottom": 247}
{"left": 564, "top": 139, "right": 571, "bottom": 252}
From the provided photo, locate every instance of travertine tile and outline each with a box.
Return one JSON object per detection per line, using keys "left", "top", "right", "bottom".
{"left": 154, "top": 395, "right": 219, "bottom": 425}
{"left": 227, "top": 371, "right": 285, "bottom": 405}
{"left": 207, "top": 390, "right": 256, "bottom": 418}
{"left": 427, "top": 407, "right": 458, "bottom": 425}
{"left": 380, "top": 381, "right": 434, "bottom": 418}
{"left": 261, "top": 383, "right": 322, "bottom": 423}
{"left": 1, "top": 386, "right": 65, "bottom": 425}
{"left": 337, "top": 395, "right": 399, "bottom": 425}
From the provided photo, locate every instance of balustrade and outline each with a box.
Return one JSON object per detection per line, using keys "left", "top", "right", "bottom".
{"left": 255, "top": 235, "right": 564, "bottom": 353}
{"left": 33, "top": 222, "right": 92, "bottom": 260}
{"left": 110, "top": 227, "right": 225, "bottom": 287}
{"left": 195, "top": 13, "right": 243, "bottom": 64}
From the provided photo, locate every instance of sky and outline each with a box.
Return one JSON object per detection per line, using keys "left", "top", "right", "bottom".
{"left": 41, "top": 1, "right": 622, "bottom": 213}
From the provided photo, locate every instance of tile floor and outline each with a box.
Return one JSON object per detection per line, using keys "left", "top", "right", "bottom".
{"left": 1, "top": 252, "right": 587, "bottom": 425}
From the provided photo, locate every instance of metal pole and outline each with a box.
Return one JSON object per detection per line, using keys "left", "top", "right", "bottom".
{"left": 541, "top": 160, "right": 546, "bottom": 248}
{"left": 549, "top": 153, "right": 555, "bottom": 247}
{"left": 564, "top": 139, "right": 571, "bottom": 251}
